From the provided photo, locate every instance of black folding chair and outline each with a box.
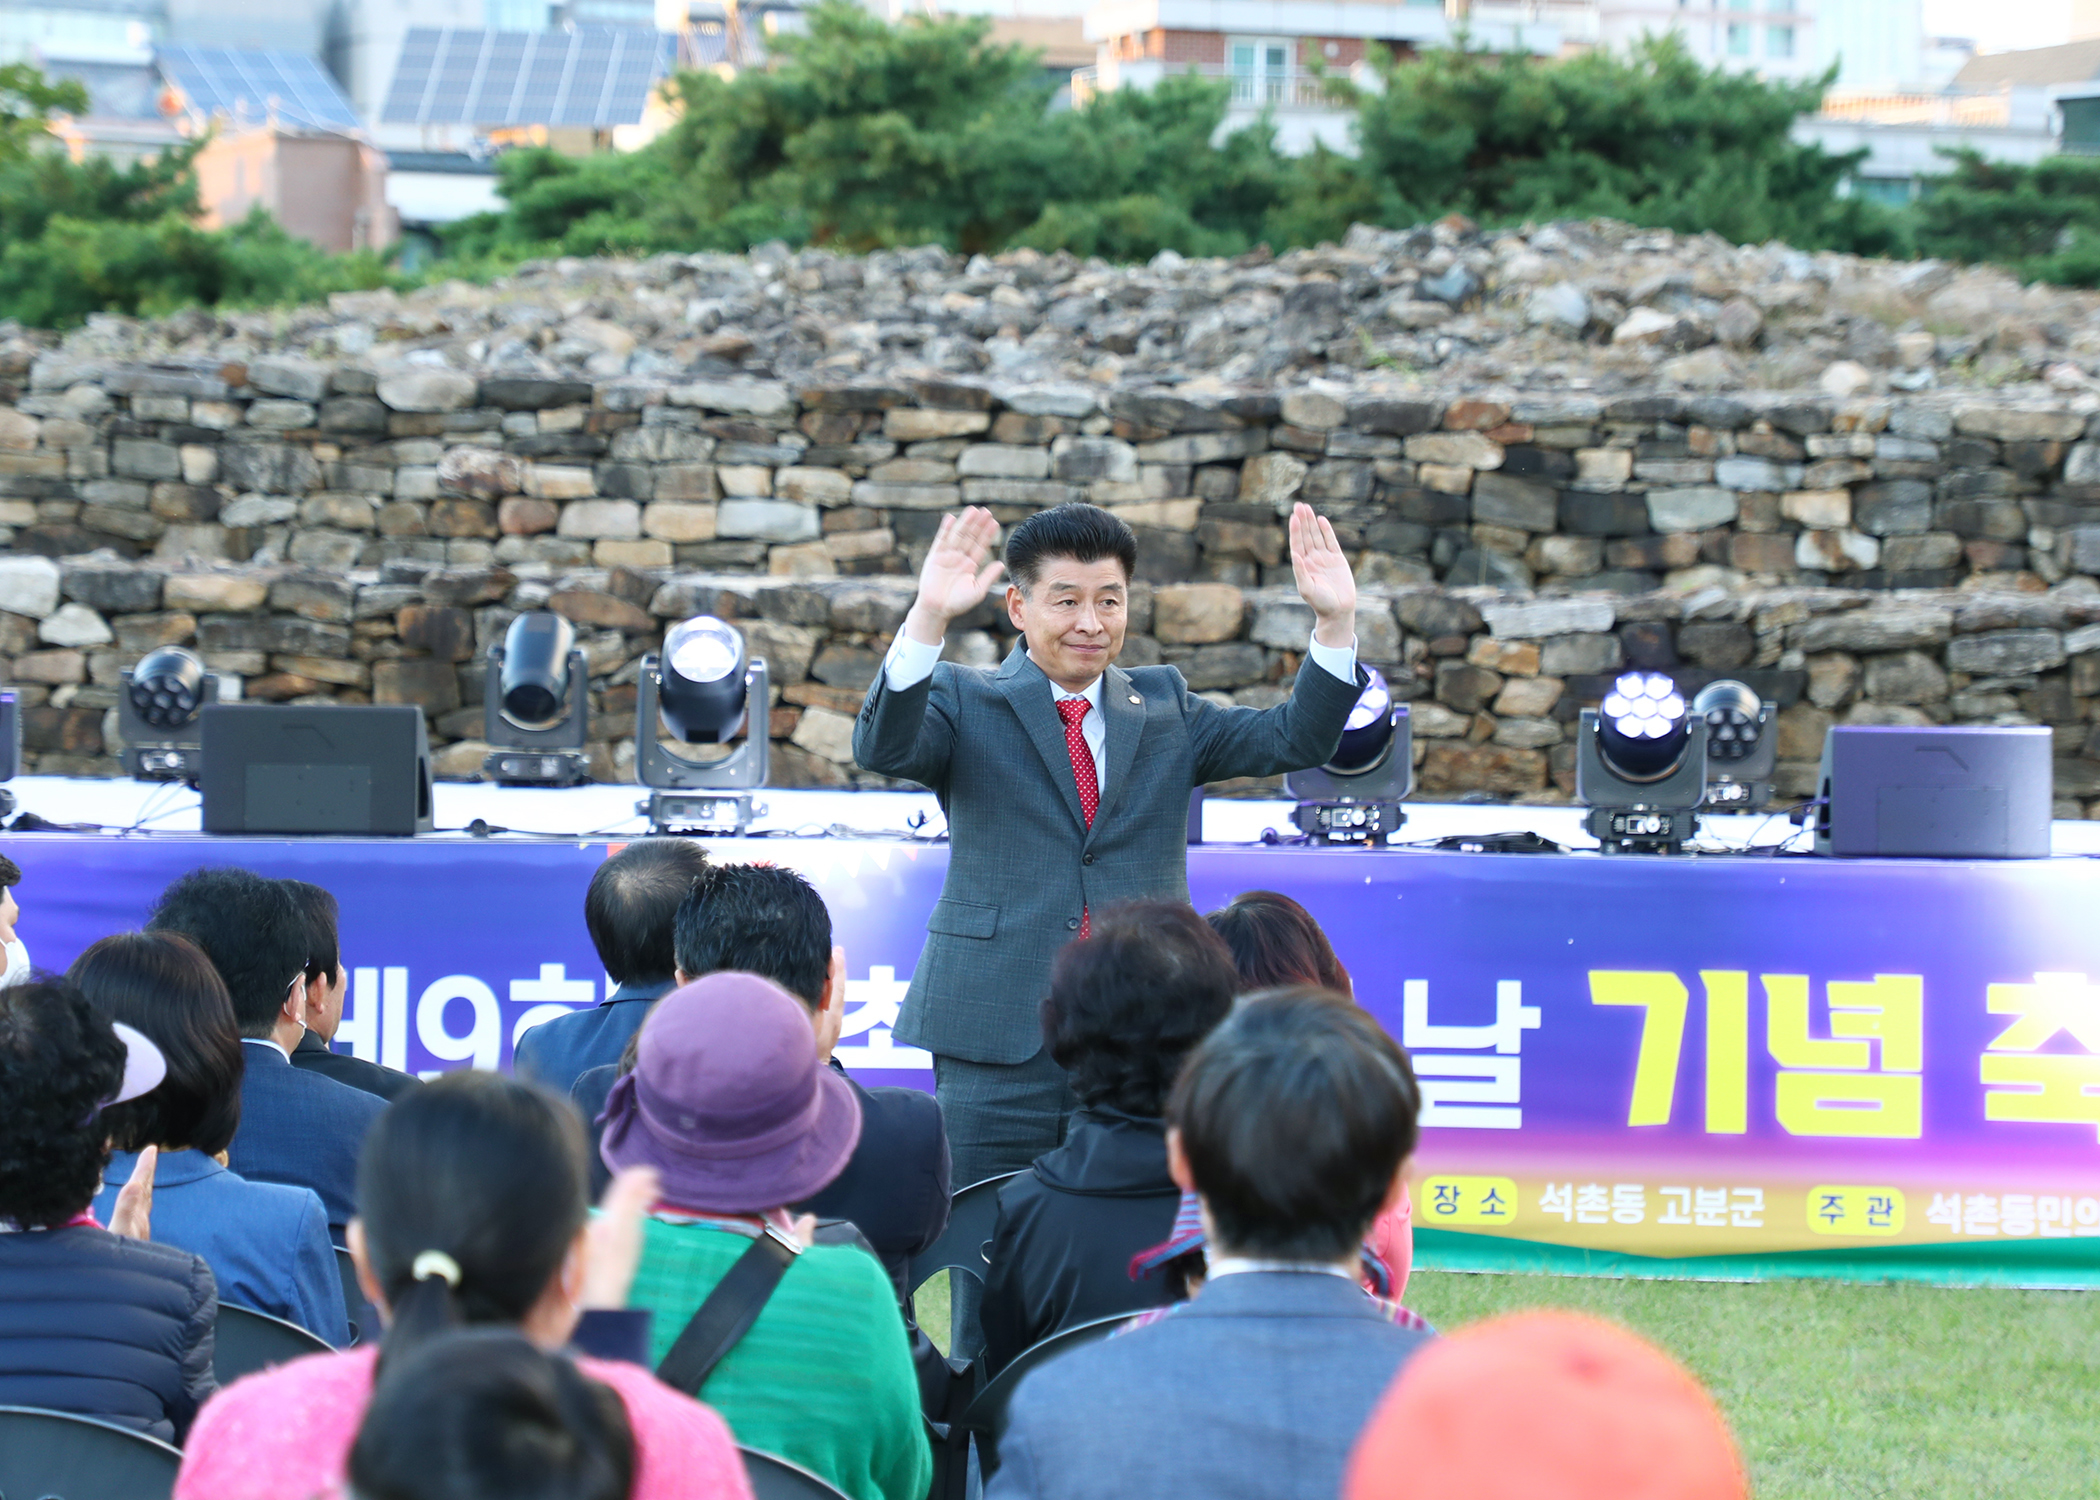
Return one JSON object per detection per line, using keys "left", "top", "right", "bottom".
{"left": 213, "top": 1302, "right": 333, "bottom": 1387}
{"left": 335, "top": 1244, "right": 377, "bottom": 1346}
{"left": 740, "top": 1446, "right": 854, "bottom": 1500}
{"left": 906, "top": 1171, "right": 1022, "bottom": 1301}
{"left": 957, "top": 1313, "right": 1130, "bottom": 1480}
{"left": 0, "top": 1405, "right": 181, "bottom": 1500}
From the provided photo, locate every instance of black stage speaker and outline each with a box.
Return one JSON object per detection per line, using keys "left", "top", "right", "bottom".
{"left": 0, "top": 689, "right": 18, "bottom": 781}
{"left": 1816, "top": 724, "right": 2052, "bottom": 859}
{"left": 200, "top": 705, "right": 434, "bottom": 836}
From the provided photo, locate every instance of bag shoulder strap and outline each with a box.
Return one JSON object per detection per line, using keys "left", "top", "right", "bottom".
{"left": 655, "top": 1225, "right": 801, "bottom": 1395}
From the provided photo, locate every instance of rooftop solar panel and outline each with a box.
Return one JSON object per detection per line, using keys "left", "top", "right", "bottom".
{"left": 157, "top": 46, "right": 363, "bottom": 133}
{"left": 378, "top": 26, "right": 675, "bottom": 128}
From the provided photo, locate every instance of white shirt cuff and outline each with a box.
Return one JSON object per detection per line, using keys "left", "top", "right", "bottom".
{"left": 1307, "top": 632, "right": 1357, "bottom": 685}
{"left": 883, "top": 631, "right": 944, "bottom": 691}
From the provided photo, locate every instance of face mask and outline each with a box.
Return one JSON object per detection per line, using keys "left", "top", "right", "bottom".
{"left": 0, "top": 939, "right": 29, "bottom": 988}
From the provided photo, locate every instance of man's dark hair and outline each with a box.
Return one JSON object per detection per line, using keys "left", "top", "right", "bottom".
{"left": 1205, "top": 891, "right": 1351, "bottom": 996}
{"left": 0, "top": 854, "right": 19, "bottom": 889}
{"left": 282, "top": 879, "right": 341, "bottom": 986}
{"left": 1004, "top": 502, "right": 1137, "bottom": 594}
{"left": 70, "top": 932, "right": 245, "bottom": 1158}
{"left": 585, "top": 840, "right": 710, "bottom": 989}
{"left": 1168, "top": 987, "right": 1419, "bottom": 1264}
{"left": 0, "top": 979, "right": 127, "bottom": 1228}
{"left": 1042, "top": 900, "right": 1239, "bottom": 1117}
{"left": 351, "top": 1331, "right": 635, "bottom": 1500}
{"left": 673, "top": 862, "right": 831, "bottom": 1010}
{"left": 146, "top": 867, "right": 307, "bottom": 1039}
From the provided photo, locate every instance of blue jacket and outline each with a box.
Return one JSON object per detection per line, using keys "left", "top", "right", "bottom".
{"left": 227, "top": 1039, "right": 387, "bottom": 1239}
{"left": 0, "top": 1224, "right": 217, "bottom": 1444}
{"left": 987, "top": 1271, "right": 1432, "bottom": 1500}
{"left": 513, "top": 980, "right": 672, "bottom": 1100}
{"left": 94, "top": 1148, "right": 349, "bottom": 1348}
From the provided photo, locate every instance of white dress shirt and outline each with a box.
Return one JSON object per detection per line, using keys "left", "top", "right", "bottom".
{"left": 882, "top": 630, "right": 1359, "bottom": 800}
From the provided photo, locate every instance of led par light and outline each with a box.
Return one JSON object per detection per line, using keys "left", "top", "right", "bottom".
{"left": 1577, "top": 671, "right": 1708, "bottom": 854}
{"left": 1693, "top": 679, "right": 1775, "bottom": 811}
{"left": 635, "top": 615, "right": 770, "bottom": 834}
{"left": 120, "top": 646, "right": 235, "bottom": 783}
{"left": 482, "top": 611, "right": 591, "bottom": 787}
{"left": 1284, "top": 668, "right": 1412, "bottom": 846}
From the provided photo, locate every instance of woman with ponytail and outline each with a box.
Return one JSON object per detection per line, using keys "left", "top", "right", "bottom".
{"left": 173, "top": 1070, "right": 752, "bottom": 1500}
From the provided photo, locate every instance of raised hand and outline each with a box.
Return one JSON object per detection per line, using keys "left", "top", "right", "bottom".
{"left": 109, "top": 1143, "right": 156, "bottom": 1241}
{"left": 580, "top": 1164, "right": 660, "bottom": 1310}
{"left": 1288, "top": 502, "right": 1357, "bottom": 647}
{"left": 905, "top": 507, "right": 1005, "bottom": 645}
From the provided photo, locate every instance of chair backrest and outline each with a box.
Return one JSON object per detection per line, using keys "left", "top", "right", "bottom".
{"left": 959, "top": 1312, "right": 1131, "bottom": 1478}
{"left": 907, "top": 1171, "right": 1022, "bottom": 1296}
{"left": 334, "top": 1244, "right": 374, "bottom": 1346}
{"left": 739, "top": 1446, "right": 854, "bottom": 1500}
{"left": 0, "top": 1405, "right": 182, "bottom": 1500}
{"left": 213, "top": 1302, "right": 334, "bottom": 1388}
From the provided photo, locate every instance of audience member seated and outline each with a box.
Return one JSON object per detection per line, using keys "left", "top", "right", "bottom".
{"left": 1206, "top": 890, "right": 1413, "bottom": 1298}
{"left": 0, "top": 979, "right": 218, "bottom": 1442}
{"left": 988, "top": 987, "right": 1429, "bottom": 1500}
{"left": 980, "top": 901, "right": 1238, "bottom": 1377}
{"left": 1345, "top": 1310, "right": 1747, "bottom": 1500}
{"left": 75, "top": 932, "right": 349, "bottom": 1346}
{"left": 349, "top": 1331, "right": 638, "bottom": 1500}
{"left": 515, "top": 839, "right": 711, "bottom": 1099}
{"left": 283, "top": 878, "right": 419, "bottom": 1102}
{"left": 175, "top": 1070, "right": 751, "bottom": 1500}
{"left": 573, "top": 863, "right": 951, "bottom": 1298}
{"left": 609, "top": 972, "right": 931, "bottom": 1500}
{"left": 0, "top": 852, "right": 30, "bottom": 986}
{"left": 147, "top": 867, "right": 387, "bottom": 1239}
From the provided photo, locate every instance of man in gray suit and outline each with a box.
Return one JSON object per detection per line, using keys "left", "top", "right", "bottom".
{"left": 854, "top": 499, "right": 1366, "bottom": 1191}
{"left": 987, "top": 990, "right": 1428, "bottom": 1500}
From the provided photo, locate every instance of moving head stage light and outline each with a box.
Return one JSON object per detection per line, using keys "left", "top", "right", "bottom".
{"left": 636, "top": 615, "right": 770, "bottom": 834}
{"left": 1578, "top": 671, "right": 1707, "bottom": 854}
{"left": 121, "top": 646, "right": 235, "bottom": 783}
{"left": 483, "top": 612, "right": 591, "bottom": 787}
{"left": 1283, "top": 668, "right": 1412, "bottom": 846}
{"left": 1692, "top": 679, "right": 1775, "bottom": 812}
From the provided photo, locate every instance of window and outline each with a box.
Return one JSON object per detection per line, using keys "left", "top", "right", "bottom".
{"left": 1766, "top": 24, "right": 1794, "bottom": 58}
{"left": 1227, "top": 38, "right": 1291, "bottom": 105}
{"left": 1726, "top": 23, "right": 1751, "bottom": 56}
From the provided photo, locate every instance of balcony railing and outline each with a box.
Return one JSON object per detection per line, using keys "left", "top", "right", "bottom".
{"left": 1201, "top": 65, "right": 1348, "bottom": 110}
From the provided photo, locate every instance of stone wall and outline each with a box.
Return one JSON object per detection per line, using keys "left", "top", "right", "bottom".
{"left": 2, "top": 362, "right": 2098, "bottom": 815}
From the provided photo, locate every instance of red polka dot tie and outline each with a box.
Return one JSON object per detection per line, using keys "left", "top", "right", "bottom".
{"left": 1057, "top": 697, "right": 1098, "bottom": 938}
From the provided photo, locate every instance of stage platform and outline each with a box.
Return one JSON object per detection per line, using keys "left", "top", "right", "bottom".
{"left": 9, "top": 776, "right": 2100, "bottom": 1288}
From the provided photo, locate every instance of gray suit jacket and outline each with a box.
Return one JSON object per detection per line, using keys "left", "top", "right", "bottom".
{"left": 986, "top": 1271, "right": 1431, "bottom": 1500}
{"left": 854, "top": 644, "right": 1364, "bottom": 1063}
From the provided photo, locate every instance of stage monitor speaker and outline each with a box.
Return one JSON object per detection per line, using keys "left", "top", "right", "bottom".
{"left": 0, "top": 689, "right": 18, "bottom": 781}
{"left": 1816, "top": 724, "right": 2051, "bottom": 859}
{"left": 200, "top": 705, "right": 434, "bottom": 836}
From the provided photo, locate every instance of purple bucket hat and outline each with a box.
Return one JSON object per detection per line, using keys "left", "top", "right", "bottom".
{"left": 599, "top": 971, "right": 861, "bottom": 1214}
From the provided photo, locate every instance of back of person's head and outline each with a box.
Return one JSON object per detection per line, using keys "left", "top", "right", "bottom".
{"left": 146, "top": 866, "right": 306, "bottom": 1037}
{"left": 1004, "top": 502, "right": 1137, "bottom": 592}
{"left": 0, "top": 853, "right": 19, "bottom": 888}
{"left": 673, "top": 861, "right": 830, "bottom": 1009}
{"left": 585, "top": 840, "right": 710, "bottom": 990}
{"left": 349, "top": 1331, "right": 635, "bottom": 1500}
{"left": 1043, "top": 900, "right": 1239, "bottom": 1117}
{"left": 1169, "top": 987, "right": 1418, "bottom": 1264}
{"left": 68, "top": 931, "right": 243, "bottom": 1157}
{"left": 281, "top": 879, "right": 342, "bottom": 986}
{"left": 358, "top": 1071, "right": 591, "bottom": 1368}
{"left": 1205, "top": 891, "right": 1351, "bottom": 995}
{"left": 1345, "top": 1311, "right": 1747, "bottom": 1500}
{"left": 0, "top": 978, "right": 127, "bottom": 1228}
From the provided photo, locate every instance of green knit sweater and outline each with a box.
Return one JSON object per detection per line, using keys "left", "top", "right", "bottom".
{"left": 628, "top": 1219, "right": 931, "bottom": 1500}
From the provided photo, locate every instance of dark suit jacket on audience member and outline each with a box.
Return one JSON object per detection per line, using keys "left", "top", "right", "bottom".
{"left": 229, "top": 1040, "right": 387, "bottom": 1239}
{"left": 573, "top": 1058, "right": 952, "bottom": 1295}
{"left": 291, "top": 1028, "right": 421, "bottom": 1102}
{"left": 0, "top": 1224, "right": 218, "bottom": 1444}
{"left": 987, "top": 1272, "right": 1432, "bottom": 1500}
{"left": 513, "top": 981, "right": 674, "bottom": 1101}
{"left": 981, "top": 1107, "right": 1179, "bottom": 1376}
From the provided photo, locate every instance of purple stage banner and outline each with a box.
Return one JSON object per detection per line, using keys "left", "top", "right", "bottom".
{"left": 17, "top": 832, "right": 2100, "bottom": 1284}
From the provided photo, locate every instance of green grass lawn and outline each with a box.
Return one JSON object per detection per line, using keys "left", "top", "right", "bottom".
{"left": 1403, "top": 1271, "right": 2100, "bottom": 1499}
{"left": 922, "top": 1269, "right": 2100, "bottom": 1496}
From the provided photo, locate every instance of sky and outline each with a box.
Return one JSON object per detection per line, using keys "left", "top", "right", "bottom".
{"left": 1921, "top": 0, "right": 2074, "bottom": 53}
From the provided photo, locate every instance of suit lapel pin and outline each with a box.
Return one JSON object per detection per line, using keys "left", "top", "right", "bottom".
{"left": 1128, "top": 694, "right": 1142, "bottom": 704}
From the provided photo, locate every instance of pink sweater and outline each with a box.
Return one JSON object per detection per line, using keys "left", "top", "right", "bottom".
{"left": 174, "top": 1345, "right": 754, "bottom": 1500}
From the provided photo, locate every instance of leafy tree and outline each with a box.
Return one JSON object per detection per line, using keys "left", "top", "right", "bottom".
{"left": 1913, "top": 150, "right": 2100, "bottom": 287}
